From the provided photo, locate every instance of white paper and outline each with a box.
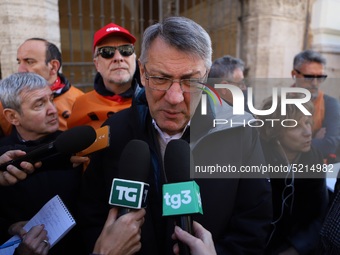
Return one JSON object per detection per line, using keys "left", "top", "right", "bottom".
{"left": 0, "top": 195, "right": 76, "bottom": 255}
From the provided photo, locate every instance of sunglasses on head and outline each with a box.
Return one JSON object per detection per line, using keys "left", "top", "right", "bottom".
{"left": 96, "top": 45, "right": 135, "bottom": 58}
{"left": 294, "top": 69, "right": 327, "bottom": 83}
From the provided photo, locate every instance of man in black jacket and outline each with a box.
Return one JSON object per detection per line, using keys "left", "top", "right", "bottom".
{"left": 0, "top": 72, "right": 83, "bottom": 255}
{"left": 79, "top": 16, "right": 272, "bottom": 255}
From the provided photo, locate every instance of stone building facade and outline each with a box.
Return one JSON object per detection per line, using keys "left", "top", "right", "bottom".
{"left": 0, "top": 0, "right": 339, "bottom": 103}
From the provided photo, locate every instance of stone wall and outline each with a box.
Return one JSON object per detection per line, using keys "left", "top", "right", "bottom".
{"left": 311, "top": 0, "right": 340, "bottom": 100}
{"left": 0, "top": 0, "right": 60, "bottom": 79}
{"left": 0, "top": 0, "right": 339, "bottom": 104}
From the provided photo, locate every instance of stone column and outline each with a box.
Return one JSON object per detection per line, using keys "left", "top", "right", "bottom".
{"left": 0, "top": 0, "right": 60, "bottom": 79}
{"left": 240, "top": 0, "right": 310, "bottom": 105}
{"left": 311, "top": 0, "right": 340, "bottom": 99}
{"left": 241, "top": 0, "right": 309, "bottom": 78}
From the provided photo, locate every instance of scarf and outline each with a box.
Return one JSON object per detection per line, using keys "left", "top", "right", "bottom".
{"left": 50, "top": 77, "right": 66, "bottom": 92}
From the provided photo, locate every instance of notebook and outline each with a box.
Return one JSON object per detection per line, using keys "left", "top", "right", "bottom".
{"left": 0, "top": 195, "right": 76, "bottom": 254}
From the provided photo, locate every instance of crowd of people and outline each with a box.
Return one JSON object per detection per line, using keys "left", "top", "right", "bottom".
{"left": 0, "top": 16, "right": 339, "bottom": 255}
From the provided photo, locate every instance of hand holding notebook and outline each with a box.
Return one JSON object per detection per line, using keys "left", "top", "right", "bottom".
{"left": 0, "top": 195, "right": 76, "bottom": 254}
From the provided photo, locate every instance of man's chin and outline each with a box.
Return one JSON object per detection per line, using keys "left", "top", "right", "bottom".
{"left": 109, "top": 74, "right": 131, "bottom": 84}
{"left": 158, "top": 121, "right": 187, "bottom": 136}
{"left": 48, "top": 126, "right": 59, "bottom": 133}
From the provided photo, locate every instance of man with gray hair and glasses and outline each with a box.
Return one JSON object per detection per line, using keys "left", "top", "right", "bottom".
{"left": 291, "top": 50, "right": 340, "bottom": 159}
{"left": 79, "top": 16, "right": 272, "bottom": 255}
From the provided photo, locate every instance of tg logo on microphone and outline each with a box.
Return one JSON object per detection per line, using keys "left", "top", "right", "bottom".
{"left": 109, "top": 179, "right": 149, "bottom": 209}
{"left": 162, "top": 181, "right": 203, "bottom": 216}
{"left": 164, "top": 190, "right": 192, "bottom": 209}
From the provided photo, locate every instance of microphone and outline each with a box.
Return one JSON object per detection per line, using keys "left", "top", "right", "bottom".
{"left": 163, "top": 139, "right": 203, "bottom": 255}
{"left": 108, "top": 140, "right": 151, "bottom": 217}
{"left": 0, "top": 125, "right": 97, "bottom": 171}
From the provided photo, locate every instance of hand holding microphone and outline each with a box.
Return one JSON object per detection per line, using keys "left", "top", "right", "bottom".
{"left": 163, "top": 139, "right": 203, "bottom": 255}
{"left": 93, "top": 207, "right": 145, "bottom": 255}
{"left": 0, "top": 125, "right": 96, "bottom": 172}
{"left": 0, "top": 150, "right": 40, "bottom": 186}
{"left": 97, "top": 140, "right": 150, "bottom": 255}
{"left": 172, "top": 221, "right": 217, "bottom": 255}
{"left": 109, "top": 139, "right": 151, "bottom": 217}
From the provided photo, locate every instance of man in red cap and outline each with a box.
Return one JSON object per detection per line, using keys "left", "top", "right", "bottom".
{"left": 67, "top": 23, "right": 140, "bottom": 130}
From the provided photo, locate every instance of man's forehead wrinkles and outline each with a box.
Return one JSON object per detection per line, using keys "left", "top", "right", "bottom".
{"left": 147, "top": 65, "right": 203, "bottom": 78}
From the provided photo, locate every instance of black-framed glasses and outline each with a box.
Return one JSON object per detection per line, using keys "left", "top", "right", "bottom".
{"left": 96, "top": 45, "right": 135, "bottom": 58}
{"left": 294, "top": 69, "right": 327, "bottom": 83}
{"left": 144, "top": 65, "right": 207, "bottom": 93}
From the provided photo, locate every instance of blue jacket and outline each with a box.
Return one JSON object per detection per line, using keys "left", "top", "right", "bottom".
{"left": 79, "top": 89, "right": 273, "bottom": 254}
{"left": 312, "top": 94, "right": 340, "bottom": 157}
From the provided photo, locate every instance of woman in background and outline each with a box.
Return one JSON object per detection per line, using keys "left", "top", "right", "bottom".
{"left": 258, "top": 95, "right": 329, "bottom": 255}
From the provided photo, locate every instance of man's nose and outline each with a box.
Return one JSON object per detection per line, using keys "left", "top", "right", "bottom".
{"left": 112, "top": 50, "right": 124, "bottom": 62}
{"left": 164, "top": 82, "right": 184, "bottom": 104}
{"left": 47, "top": 101, "right": 57, "bottom": 114}
{"left": 310, "top": 77, "right": 319, "bottom": 87}
{"left": 18, "top": 63, "right": 28, "bottom": 73}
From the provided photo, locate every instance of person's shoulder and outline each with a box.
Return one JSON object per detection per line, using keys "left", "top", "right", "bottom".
{"left": 0, "top": 136, "right": 14, "bottom": 153}
{"left": 303, "top": 145, "right": 324, "bottom": 163}
{"left": 322, "top": 94, "right": 340, "bottom": 118}
{"left": 0, "top": 128, "right": 22, "bottom": 147}
{"left": 104, "top": 107, "right": 134, "bottom": 126}
{"left": 74, "top": 89, "right": 97, "bottom": 101}
{"left": 55, "top": 86, "right": 84, "bottom": 103}
{"left": 68, "top": 85, "right": 85, "bottom": 96}
{"left": 323, "top": 94, "right": 340, "bottom": 106}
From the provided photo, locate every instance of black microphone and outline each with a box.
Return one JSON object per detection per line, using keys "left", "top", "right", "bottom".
{"left": 0, "top": 125, "right": 97, "bottom": 171}
{"left": 163, "top": 139, "right": 203, "bottom": 255}
{"left": 108, "top": 140, "right": 151, "bottom": 218}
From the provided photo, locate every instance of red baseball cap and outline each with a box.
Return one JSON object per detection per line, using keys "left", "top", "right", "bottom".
{"left": 93, "top": 23, "right": 136, "bottom": 51}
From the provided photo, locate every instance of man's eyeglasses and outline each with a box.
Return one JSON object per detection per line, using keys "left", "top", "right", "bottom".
{"left": 96, "top": 45, "right": 135, "bottom": 58}
{"left": 144, "top": 65, "right": 207, "bottom": 93}
{"left": 294, "top": 69, "right": 327, "bottom": 83}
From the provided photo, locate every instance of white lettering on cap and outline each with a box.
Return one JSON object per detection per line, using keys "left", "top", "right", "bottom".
{"left": 106, "top": 27, "right": 120, "bottom": 32}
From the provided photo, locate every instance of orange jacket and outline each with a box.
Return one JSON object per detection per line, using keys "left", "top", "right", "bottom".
{"left": 55, "top": 85, "right": 84, "bottom": 130}
{"left": 67, "top": 90, "right": 132, "bottom": 130}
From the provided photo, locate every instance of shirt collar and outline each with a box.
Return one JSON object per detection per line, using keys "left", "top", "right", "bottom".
{"left": 152, "top": 119, "right": 190, "bottom": 144}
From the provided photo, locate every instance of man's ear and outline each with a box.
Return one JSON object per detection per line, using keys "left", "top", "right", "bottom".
{"left": 49, "top": 59, "right": 60, "bottom": 75}
{"left": 138, "top": 60, "right": 146, "bottom": 88}
{"left": 291, "top": 69, "right": 297, "bottom": 79}
{"left": 93, "top": 48, "right": 99, "bottom": 68}
{"left": 3, "top": 108, "right": 20, "bottom": 126}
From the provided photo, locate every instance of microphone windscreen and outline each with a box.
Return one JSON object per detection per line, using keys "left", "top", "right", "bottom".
{"left": 118, "top": 140, "right": 151, "bottom": 182}
{"left": 164, "top": 139, "right": 194, "bottom": 183}
{"left": 54, "top": 125, "right": 97, "bottom": 154}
